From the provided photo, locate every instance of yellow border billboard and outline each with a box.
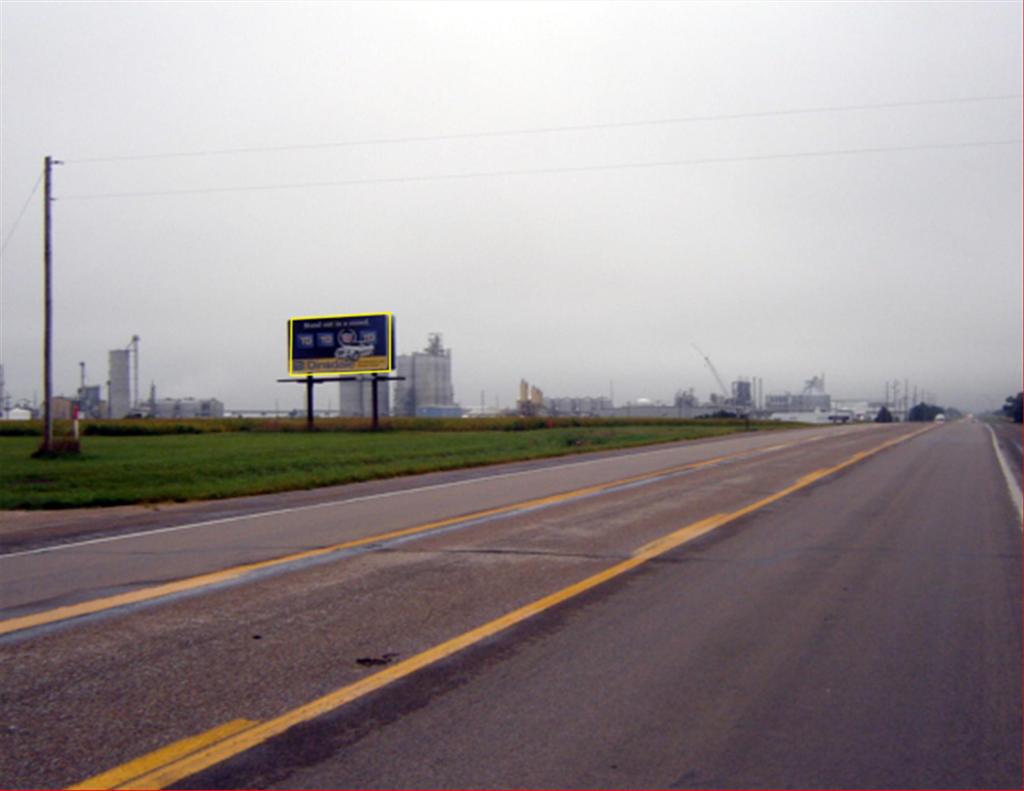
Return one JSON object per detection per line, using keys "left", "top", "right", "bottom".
{"left": 288, "top": 312, "right": 394, "bottom": 376}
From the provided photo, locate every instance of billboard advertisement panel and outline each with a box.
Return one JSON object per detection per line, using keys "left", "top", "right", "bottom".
{"left": 288, "top": 313, "right": 394, "bottom": 376}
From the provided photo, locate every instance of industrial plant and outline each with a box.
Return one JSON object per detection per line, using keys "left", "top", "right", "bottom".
{"left": 393, "top": 333, "right": 460, "bottom": 418}
{"left": 0, "top": 334, "right": 223, "bottom": 421}
{"left": 510, "top": 347, "right": 913, "bottom": 425}
{"left": 337, "top": 378, "right": 391, "bottom": 418}
{"left": 0, "top": 330, "right": 934, "bottom": 426}
{"left": 330, "top": 333, "right": 460, "bottom": 419}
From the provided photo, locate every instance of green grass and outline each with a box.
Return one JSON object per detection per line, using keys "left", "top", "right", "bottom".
{"left": 0, "top": 420, "right": 796, "bottom": 510}
{"left": 1, "top": 415, "right": 779, "bottom": 436}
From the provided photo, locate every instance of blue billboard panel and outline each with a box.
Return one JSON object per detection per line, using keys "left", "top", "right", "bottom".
{"left": 288, "top": 313, "right": 394, "bottom": 376}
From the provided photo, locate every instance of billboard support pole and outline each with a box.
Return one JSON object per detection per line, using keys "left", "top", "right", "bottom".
{"left": 371, "top": 375, "right": 380, "bottom": 431}
{"left": 278, "top": 375, "right": 405, "bottom": 433}
{"left": 305, "top": 375, "right": 315, "bottom": 432}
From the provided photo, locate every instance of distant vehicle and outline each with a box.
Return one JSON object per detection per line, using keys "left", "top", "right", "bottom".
{"left": 335, "top": 342, "right": 375, "bottom": 361}
{"left": 934, "top": 413, "right": 946, "bottom": 423}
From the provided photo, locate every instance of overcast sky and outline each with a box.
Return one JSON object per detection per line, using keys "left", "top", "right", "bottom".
{"left": 1, "top": 1, "right": 1021, "bottom": 414}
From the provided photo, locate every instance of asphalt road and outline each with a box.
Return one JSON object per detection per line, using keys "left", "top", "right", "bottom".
{"left": 0, "top": 421, "right": 1019, "bottom": 789}
{"left": 989, "top": 417, "right": 1023, "bottom": 479}
{"left": 0, "top": 425, "right": 851, "bottom": 616}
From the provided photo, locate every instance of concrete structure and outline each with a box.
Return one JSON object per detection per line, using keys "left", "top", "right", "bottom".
{"left": 544, "top": 396, "right": 614, "bottom": 416}
{"left": 77, "top": 385, "right": 103, "bottom": 419}
{"left": 151, "top": 398, "right": 224, "bottom": 419}
{"left": 338, "top": 378, "right": 391, "bottom": 418}
{"left": 518, "top": 379, "right": 545, "bottom": 416}
{"left": 51, "top": 397, "right": 75, "bottom": 420}
{"left": 731, "top": 379, "right": 753, "bottom": 408}
{"left": 108, "top": 349, "right": 132, "bottom": 418}
{"left": 766, "top": 374, "right": 831, "bottom": 414}
{"left": 597, "top": 402, "right": 715, "bottom": 419}
{"left": 538, "top": 387, "right": 715, "bottom": 419}
{"left": 394, "top": 334, "right": 456, "bottom": 417}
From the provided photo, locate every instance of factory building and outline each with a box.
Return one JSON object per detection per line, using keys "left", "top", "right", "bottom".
{"left": 337, "top": 378, "right": 391, "bottom": 418}
{"left": 766, "top": 374, "right": 831, "bottom": 413}
{"left": 602, "top": 401, "right": 715, "bottom": 419}
{"left": 518, "top": 380, "right": 545, "bottom": 416}
{"left": 50, "top": 397, "right": 75, "bottom": 420}
{"left": 151, "top": 398, "right": 224, "bottom": 419}
{"left": 77, "top": 385, "right": 104, "bottom": 419}
{"left": 731, "top": 379, "right": 753, "bottom": 408}
{"left": 544, "top": 395, "right": 614, "bottom": 416}
{"left": 394, "top": 333, "right": 458, "bottom": 417}
{"left": 108, "top": 349, "right": 132, "bottom": 418}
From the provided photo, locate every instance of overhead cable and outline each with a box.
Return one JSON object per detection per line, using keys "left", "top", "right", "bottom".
{"left": 64, "top": 94, "right": 1023, "bottom": 164}
{"left": 59, "top": 138, "right": 1022, "bottom": 201}
{"left": 0, "top": 169, "right": 44, "bottom": 255}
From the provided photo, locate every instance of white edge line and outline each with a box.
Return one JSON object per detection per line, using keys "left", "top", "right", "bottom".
{"left": 987, "top": 425, "right": 1023, "bottom": 527}
{"left": 0, "top": 427, "right": 845, "bottom": 560}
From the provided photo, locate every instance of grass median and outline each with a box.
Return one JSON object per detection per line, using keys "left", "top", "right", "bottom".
{"left": 0, "top": 419, "right": 797, "bottom": 510}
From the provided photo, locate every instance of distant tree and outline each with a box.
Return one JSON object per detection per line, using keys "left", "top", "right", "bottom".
{"left": 1003, "top": 392, "right": 1023, "bottom": 423}
{"left": 875, "top": 406, "right": 893, "bottom": 423}
{"left": 908, "top": 402, "right": 944, "bottom": 422}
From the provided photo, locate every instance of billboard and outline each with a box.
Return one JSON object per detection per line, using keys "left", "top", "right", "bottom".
{"left": 288, "top": 313, "right": 394, "bottom": 376}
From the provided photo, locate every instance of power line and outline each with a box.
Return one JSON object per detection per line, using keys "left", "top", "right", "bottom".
{"left": 59, "top": 138, "right": 1022, "bottom": 202}
{"left": 63, "top": 94, "right": 1022, "bottom": 164}
{"left": 0, "top": 169, "right": 44, "bottom": 255}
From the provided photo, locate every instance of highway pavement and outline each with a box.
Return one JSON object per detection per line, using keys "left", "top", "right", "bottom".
{"left": 0, "top": 420, "right": 1019, "bottom": 789}
{"left": 0, "top": 425, "right": 855, "bottom": 618}
{"left": 988, "top": 418, "right": 1022, "bottom": 471}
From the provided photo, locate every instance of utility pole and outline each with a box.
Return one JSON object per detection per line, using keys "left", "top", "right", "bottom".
{"left": 40, "top": 156, "right": 62, "bottom": 454}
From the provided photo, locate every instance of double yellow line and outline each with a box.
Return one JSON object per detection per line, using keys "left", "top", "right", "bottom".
{"left": 69, "top": 424, "right": 931, "bottom": 790}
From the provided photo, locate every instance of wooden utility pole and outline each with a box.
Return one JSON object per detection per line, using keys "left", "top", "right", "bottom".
{"left": 41, "top": 156, "right": 55, "bottom": 454}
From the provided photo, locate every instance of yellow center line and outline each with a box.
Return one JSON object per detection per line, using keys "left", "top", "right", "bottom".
{"left": 2, "top": 439, "right": 794, "bottom": 638}
{"left": 69, "top": 423, "right": 933, "bottom": 790}
{"left": 68, "top": 719, "right": 257, "bottom": 790}
{"left": 1, "top": 429, "right": 894, "bottom": 638}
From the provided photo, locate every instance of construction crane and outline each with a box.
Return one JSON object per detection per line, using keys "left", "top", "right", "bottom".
{"left": 692, "top": 344, "right": 730, "bottom": 402}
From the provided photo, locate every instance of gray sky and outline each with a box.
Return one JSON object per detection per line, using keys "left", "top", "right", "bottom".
{"left": 2, "top": 1, "right": 1021, "bottom": 414}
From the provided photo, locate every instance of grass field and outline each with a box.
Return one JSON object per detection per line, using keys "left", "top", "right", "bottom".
{"left": 0, "top": 419, "right": 796, "bottom": 510}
